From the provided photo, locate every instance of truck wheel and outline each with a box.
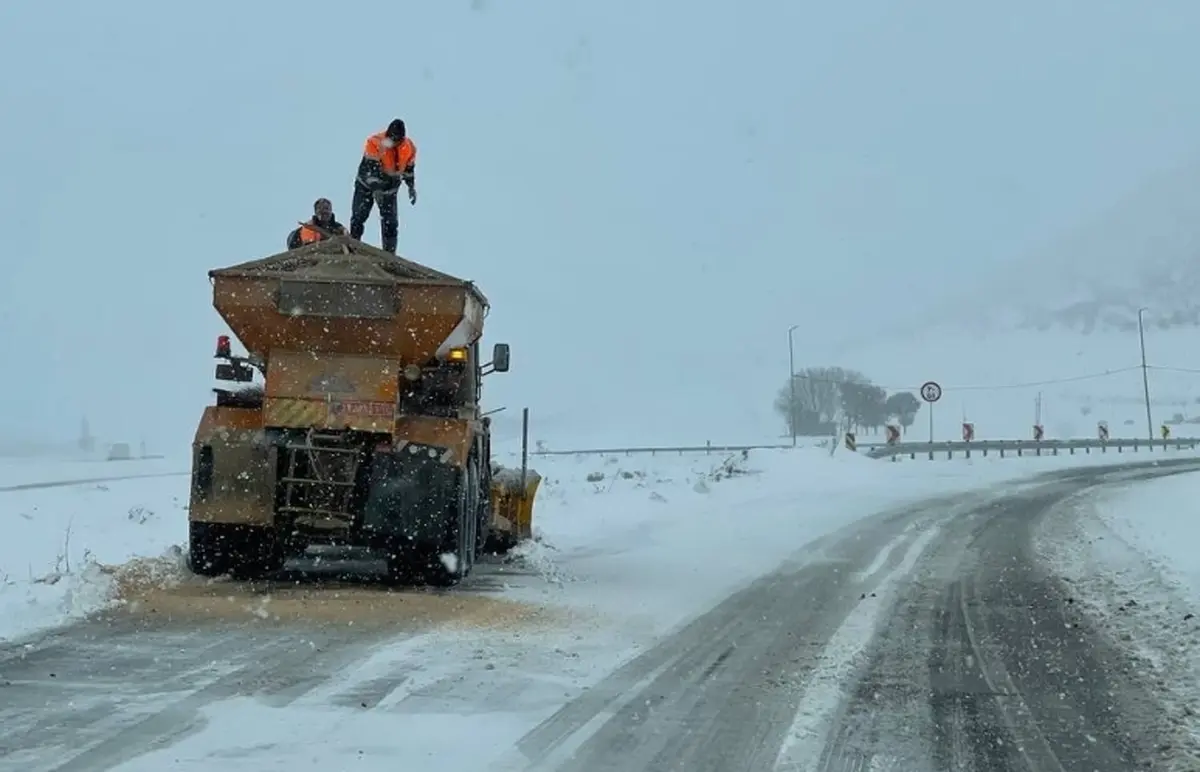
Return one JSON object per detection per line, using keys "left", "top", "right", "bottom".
{"left": 424, "top": 466, "right": 474, "bottom": 587}
{"left": 188, "top": 522, "right": 232, "bottom": 577}
{"left": 384, "top": 546, "right": 419, "bottom": 585}
{"left": 228, "top": 526, "right": 285, "bottom": 580}
{"left": 188, "top": 523, "right": 283, "bottom": 580}
{"left": 474, "top": 458, "right": 491, "bottom": 557}
{"left": 463, "top": 462, "right": 480, "bottom": 576}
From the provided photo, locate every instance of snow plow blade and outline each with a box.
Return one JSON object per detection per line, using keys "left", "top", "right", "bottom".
{"left": 487, "top": 465, "right": 541, "bottom": 552}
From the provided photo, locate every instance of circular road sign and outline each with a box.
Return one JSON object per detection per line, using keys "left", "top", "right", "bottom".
{"left": 920, "top": 381, "right": 942, "bottom": 403}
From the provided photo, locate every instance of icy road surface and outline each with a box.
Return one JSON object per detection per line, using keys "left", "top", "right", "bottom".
{"left": 500, "top": 460, "right": 1200, "bottom": 772}
{"left": 0, "top": 556, "right": 599, "bottom": 772}
{"left": 0, "top": 454, "right": 1197, "bottom": 770}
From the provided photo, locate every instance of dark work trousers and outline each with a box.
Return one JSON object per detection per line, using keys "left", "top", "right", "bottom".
{"left": 350, "top": 180, "right": 400, "bottom": 253}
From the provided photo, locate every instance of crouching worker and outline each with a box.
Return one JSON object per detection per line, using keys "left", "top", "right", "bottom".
{"left": 286, "top": 197, "right": 347, "bottom": 249}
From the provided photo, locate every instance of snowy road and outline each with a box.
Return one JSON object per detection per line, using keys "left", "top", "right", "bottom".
{"left": 0, "top": 615, "right": 395, "bottom": 771}
{"left": 0, "top": 554, "right": 574, "bottom": 772}
{"left": 503, "top": 460, "right": 1200, "bottom": 772}
{"left": 0, "top": 459, "right": 1196, "bottom": 771}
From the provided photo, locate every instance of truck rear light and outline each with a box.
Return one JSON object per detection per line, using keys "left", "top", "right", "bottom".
{"left": 216, "top": 335, "right": 231, "bottom": 358}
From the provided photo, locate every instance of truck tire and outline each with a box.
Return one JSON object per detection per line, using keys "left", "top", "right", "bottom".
{"left": 423, "top": 464, "right": 475, "bottom": 587}
{"left": 382, "top": 458, "right": 484, "bottom": 588}
{"left": 188, "top": 522, "right": 284, "bottom": 580}
{"left": 188, "top": 522, "right": 232, "bottom": 577}
{"left": 474, "top": 457, "right": 492, "bottom": 557}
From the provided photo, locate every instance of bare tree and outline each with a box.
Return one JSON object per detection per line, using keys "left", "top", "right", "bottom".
{"left": 884, "top": 392, "right": 921, "bottom": 434}
{"left": 774, "top": 366, "right": 870, "bottom": 436}
{"left": 842, "top": 382, "right": 887, "bottom": 433}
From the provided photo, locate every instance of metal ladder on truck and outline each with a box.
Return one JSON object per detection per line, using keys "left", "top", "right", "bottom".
{"left": 278, "top": 429, "right": 362, "bottom": 532}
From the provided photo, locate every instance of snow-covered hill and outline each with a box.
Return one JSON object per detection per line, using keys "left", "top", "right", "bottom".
{"left": 804, "top": 160, "right": 1200, "bottom": 444}
{"left": 947, "top": 158, "right": 1200, "bottom": 335}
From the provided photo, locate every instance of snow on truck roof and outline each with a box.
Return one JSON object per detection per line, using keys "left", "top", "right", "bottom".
{"left": 209, "top": 235, "right": 487, "bottom": 305}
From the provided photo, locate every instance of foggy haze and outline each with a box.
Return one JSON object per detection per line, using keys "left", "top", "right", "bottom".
{"left": 3, "top": 1, "right": 1200, "bottom": 452}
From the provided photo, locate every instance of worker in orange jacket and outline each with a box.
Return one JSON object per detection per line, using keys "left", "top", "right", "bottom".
{"left": 287, "top": 197, "right": 347, "bottom": 249}
{"left": 350, "top": 119, "right": 417, "bottom": 254}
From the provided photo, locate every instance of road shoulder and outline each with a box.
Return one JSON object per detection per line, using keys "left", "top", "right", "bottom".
{"left": 1033, "top": 483, "right": 1200, "bottom": 770}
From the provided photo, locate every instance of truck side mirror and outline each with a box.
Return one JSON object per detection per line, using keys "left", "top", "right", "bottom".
{"left": 491, "top": 343, "right": 511, "bottom": 373}
{"left": 215, "top": 361, "right": 255, "bottom": 383}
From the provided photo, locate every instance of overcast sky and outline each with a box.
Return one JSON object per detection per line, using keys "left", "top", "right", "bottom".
{"left": 3, "top": 1, "right": 1200, "bottom": 450}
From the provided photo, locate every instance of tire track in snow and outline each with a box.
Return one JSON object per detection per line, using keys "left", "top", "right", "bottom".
{"left": 0, "top": 617, "right": 401, "bottom": 772}
{"left": 809, "top": 469, "right": 1197, "bottom": 771}
{"left": 774, "top": 523, "right": 941, "bottom": 771}
{"left": 503, "top": 491, "right": 998, "bottom": 771}
{"left": 504, "top": 463, "right": 1200, "bottom": 772}
{"left": 498, "top": 496, "right": 972, "bottom": 772}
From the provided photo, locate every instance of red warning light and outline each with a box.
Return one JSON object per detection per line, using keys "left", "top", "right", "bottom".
{"left": 216, "top": 335, "right": 231, "bottom": 358}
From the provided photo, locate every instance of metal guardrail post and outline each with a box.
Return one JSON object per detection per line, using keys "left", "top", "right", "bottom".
{"left": 520, "top": 407, "right": 529, "bottom": 489}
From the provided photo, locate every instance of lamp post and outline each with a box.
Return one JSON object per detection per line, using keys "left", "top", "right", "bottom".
{"left": 788, "top": 324, "right": 798, "bottom": 447}
{"left": 1138, "top": 307, "right": 1154, "bottom": 446}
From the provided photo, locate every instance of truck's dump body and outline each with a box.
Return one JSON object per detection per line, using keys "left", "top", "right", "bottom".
{"left": 209, "top": 236, "right": 488, "bottom": 363}
{"left": 209, "top": 236, "right": 489, "bottom": 437}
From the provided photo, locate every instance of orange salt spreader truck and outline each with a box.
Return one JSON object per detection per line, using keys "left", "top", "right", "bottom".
{"left": 186, "top": 235, "right": 539, "bottom": 586}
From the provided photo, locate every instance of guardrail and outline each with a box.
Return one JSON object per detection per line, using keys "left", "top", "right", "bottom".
{"left": 526, "top": 437, "right": 1200, "bottom": 461}
{"left": 864, "top": 437, "right": 1200, "bottom": 460}
{"left": 530, "top": 442, "right": 794, "bottom": 457}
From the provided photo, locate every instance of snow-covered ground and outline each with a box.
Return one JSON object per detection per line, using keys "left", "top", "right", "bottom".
{"left": 0, "top": 474, "right": 188, "bottom": 638}
{"left": 3, "top": 445, "right": 1198, "bottom": 769}
{"left": 1092, "top": 473, "right": 1200, "bottom": 601}
{"left": 1034, "top": 470, "right": 1200, "bottom": 759}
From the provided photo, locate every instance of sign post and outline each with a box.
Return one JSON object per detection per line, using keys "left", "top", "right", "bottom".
{"left": 920, "top": 381, "right": 942, "bottom": 443}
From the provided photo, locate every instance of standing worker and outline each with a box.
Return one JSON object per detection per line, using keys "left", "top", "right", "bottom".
{"left": 350, "top": 119, "right": 417, "bottom": 254}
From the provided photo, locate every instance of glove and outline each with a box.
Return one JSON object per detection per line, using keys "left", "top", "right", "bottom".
{"left": 408, "top": 186, "right": 418, "bottom": 205}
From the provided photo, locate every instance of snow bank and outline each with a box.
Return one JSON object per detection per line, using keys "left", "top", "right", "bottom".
{"left": 0, "top": 476, "right": 188, "bottom": 642}
{"left": 1092, "top": 472, "right": 1200, "bottom": 600}
{"left": 1034, "top": 472, "right": 1200, "bottom": 768}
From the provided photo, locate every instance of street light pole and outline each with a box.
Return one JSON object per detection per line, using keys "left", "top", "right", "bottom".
{"left": 1138, "top": 307, "right": 1154, "bottom": 446}
{"left": 788, "top": 325, "right": 798, "bottom": 447}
